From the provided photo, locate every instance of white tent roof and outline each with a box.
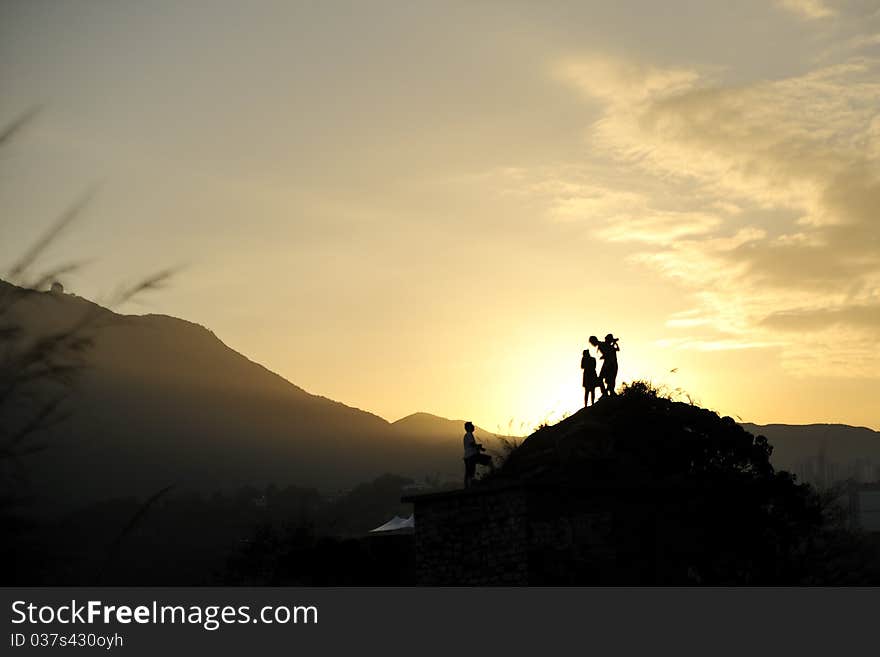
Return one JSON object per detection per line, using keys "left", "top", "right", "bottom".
{"left": 369, "top": 514, "right": 415, "bottom": 533}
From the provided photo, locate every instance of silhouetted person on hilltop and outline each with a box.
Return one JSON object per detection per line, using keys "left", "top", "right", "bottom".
{"left": 581, "top": 349, "right": 600, "bottom": 407}
{"left": 590, "top": 334, "right": 620, "bottom": 396}
{"left": 463, "top": 421, "right": 493, "bottom": 488}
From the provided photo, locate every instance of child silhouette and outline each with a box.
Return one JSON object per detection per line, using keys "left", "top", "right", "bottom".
{"left": 581, "top": 348, "right": 600, "bottom": 406}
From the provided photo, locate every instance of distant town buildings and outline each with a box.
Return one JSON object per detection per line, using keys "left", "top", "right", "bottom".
{"left": 794, "top": 450, "right": 880, "bottom": 490}
{"left": 848, "top": 483, "right": 880, "bottom": 533}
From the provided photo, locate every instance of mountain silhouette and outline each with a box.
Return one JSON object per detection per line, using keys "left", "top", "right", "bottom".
{"left": 2, "top": 281, "right": 493, "bottom": 506}
{"left": 5, "top": 281, "right": 875, "bottom": 508}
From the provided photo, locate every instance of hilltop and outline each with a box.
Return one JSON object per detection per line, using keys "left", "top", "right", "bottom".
{"left": 500, "top": 381, "right": 775, "bottom": 485}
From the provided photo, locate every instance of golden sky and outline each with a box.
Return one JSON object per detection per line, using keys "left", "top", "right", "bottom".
{"left": 2, "top": 1, "right": 878, "bottom": 432}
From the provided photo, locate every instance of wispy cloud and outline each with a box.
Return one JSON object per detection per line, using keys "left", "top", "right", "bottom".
{"left": 777, "top": 0, "right": 835, "bottom": 20}
{"left": 554, "top": 55, "right": 700, "bottom": 104}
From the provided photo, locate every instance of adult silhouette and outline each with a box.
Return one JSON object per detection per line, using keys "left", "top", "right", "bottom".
{"left": 581, "top": 348, "right": 600, "bottom": 406}
{"left": 589, "top": 334, "right": 620, "bottom": 396}
{"left": 462, "top": 421, "right": 493, "bottom": 488}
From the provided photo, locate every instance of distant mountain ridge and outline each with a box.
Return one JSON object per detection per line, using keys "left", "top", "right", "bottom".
{"left": 392, "top": 412, "right": 493, "bottom": 439}
{"left": 741, "top": 423, "right": 880, "bottom": 483}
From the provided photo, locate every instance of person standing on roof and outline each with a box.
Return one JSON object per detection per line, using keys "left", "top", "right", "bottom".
{"left": 463, "top": 421, "right": 493, "bottom": 488}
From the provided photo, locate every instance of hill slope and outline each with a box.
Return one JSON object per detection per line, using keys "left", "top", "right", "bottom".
{"left": 1, "top": 282, "right": 467, "bottom": 505}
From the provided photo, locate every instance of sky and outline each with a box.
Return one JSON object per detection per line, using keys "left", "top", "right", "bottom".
{"left": 1, "top": 0, "right": 878, "bottom": 433}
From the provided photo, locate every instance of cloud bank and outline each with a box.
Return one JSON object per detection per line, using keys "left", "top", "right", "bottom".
{"left": 549, "top": 39, "right": 880, "bottom": 376}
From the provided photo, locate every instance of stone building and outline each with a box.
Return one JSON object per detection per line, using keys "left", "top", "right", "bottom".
{"left": 404, "top": 476, "right": 757, "bottom": 585}
{"left": 403, "top": 481, "right": 633, "bottom": 585}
